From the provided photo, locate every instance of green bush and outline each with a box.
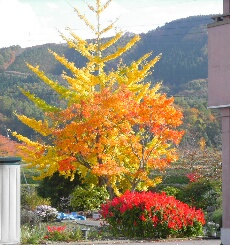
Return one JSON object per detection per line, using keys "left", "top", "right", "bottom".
{"left": 37, "top": 172, "right": 82, "bottom": 209}
{"left": 160, "top": 186, "right": 181, "bottom": 198}
{"left": 178, "top": 179, "right": 221, "bottom": 210}
{"left": 210, "top": 209, "right": 222, "bottom": 229}
{"left": 163, "top": 175, "right": 190, "bottom": 185}
{"left": 71, "top": 186, "right": 109, "bottom": 211}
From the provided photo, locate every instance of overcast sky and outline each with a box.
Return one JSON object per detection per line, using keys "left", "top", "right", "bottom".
{"left": 0, "top": 0, "right": 223, "bottom": 48}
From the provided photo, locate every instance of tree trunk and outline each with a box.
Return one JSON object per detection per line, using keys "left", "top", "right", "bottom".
{"left": 98, "top": 176, "right": 115, "bottom": 199}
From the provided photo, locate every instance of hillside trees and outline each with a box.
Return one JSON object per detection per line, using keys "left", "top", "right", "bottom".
{"left": 8, "top": 44, "right": 68, "bottom": 74}
{"left": 141, "top": 16, "right": 209, "bottom": 88}
{"left": 175, "top": 79, "right": 221, "bottom": 147}
{"left": 0, "top": 134, "right": 21, "bottom": 156}
{"left": 13, "top": 0, "right": 184, "bottom": 197}
{"left": 179, "top": 138, "right": 221, "bottom": 182}
{"left": 165, "top": 137, "right": 222, "bottom": 210}
{"left": 0, "top": 45, "right": 22, "bottom": 71}
{"left": 0, "top": 73, "right": 47, "bottom": 137}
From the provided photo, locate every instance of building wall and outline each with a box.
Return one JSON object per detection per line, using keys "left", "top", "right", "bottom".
{"left": 208, "top": 20, "right": 230, "bottom": 107}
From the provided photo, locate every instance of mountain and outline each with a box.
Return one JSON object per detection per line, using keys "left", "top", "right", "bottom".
{"left": 0, "top": 15, "right": 221, "bottom": 147}
{"left": 1, "top": 43, "right": 68, "bottom": 74}
{"left": 1, "top": 15, "right": 213, "bottom": 88}
{"left": 131, "top": 15, "right": 211, "bottom": 92}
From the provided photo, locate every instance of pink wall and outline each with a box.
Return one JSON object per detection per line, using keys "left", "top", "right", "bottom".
{"left": 208, "top": 2, "right": 230, "bottom": 244}
{"left": 208, "top": 21, "right": 230, "bottom": 107}
{"left": 224, "top": 0, "right": 230, "bottom": 14}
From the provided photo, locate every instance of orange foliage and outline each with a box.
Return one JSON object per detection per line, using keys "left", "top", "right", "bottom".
{"left": 0, "top": 134, "right": 20, "bottom": 156}
{"left": 45, "top": 86, "right": 184, "bottom": 192}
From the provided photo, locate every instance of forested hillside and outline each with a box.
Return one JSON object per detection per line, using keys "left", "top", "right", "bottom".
{"left": 137, "top": 15, "right": 210, "bottom": 91}
{"left": 0, "top": 45, "right": 23, "bottom": 71}
{"left": 1, "top": 15, "right": 212, "bottom": 86}
{"left": 0, "top": 15, "right": 221, "bottom": 148}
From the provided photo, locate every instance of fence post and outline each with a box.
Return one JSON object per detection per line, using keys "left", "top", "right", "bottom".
{"left": 0, "top": 157, "right": 21, "bottom": 245}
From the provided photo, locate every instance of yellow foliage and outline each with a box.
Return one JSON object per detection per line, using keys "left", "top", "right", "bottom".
{"left": 199, "top": 137, "right": 206, "bottom": 151}
{"left": 14, "top": 114, "right": 51, "bottom": 137}
{"left": 14, "top": 0, "right": 184, "bottom": 198}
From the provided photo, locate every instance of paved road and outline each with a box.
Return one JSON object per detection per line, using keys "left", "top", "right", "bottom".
{"left": 101, "top": 239, "right": 221, "bottom": 245}
{"left": 56, "top": 238, "right": 221, "bottom": 245}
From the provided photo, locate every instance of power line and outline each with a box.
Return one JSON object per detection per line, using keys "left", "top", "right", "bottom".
{"left": 2, "top": 15, "right": 213, "bottom": 34}
{"left": 10, "top": 29, "right": 207, "bottom": 44}
{"left": 1, "top": 20, "right": 210, "bottom": 45}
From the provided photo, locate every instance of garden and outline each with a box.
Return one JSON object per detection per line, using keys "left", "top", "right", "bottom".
{"left": 20, "top": 166, "right": 222, "bottom": 244}
{"left": 0, "top": 0, "right": 223, "bottom": 243}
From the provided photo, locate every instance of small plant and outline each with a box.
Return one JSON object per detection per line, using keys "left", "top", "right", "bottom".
{"left": 186, "top": 171, "right": 201, "bottom": 183}
{"left": 210, "top": 208, "right": 222, "bottom": 228}
{"left": 87, "top": 225, "right": 111, "bottom": 240}
{"left": 34, "top": 205, "right": 58, "bottom": 222}
{"left": 205, "top": 221, "right": 219, "bottom": 237}
{"left": 66, "top": 226, "right": 82, "bottom": 240}
{"left": 44, "top": 225, "right": 67, "bottom": 241}
{"left": 101, "top": 191, "right": 205, "bottom": 239}
{"left": 21, "top": 225, "right": 46, "bottom": 244}
{"left": 21, "top": 209, "right": 40, "bottom": 225}
{"left": 44, "top": 224, "right": 82, "bottom": 241}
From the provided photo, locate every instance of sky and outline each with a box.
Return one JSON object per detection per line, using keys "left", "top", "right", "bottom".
{"left": 0, "top": 0, "right": 223, "bottom": 49}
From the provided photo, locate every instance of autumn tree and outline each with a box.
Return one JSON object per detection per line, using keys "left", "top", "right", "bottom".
{"left": 0, "top": 134, "right": 20, "bottom": 156}
{"left": 13, "top": 0, "right": 184, "bottom": 197}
